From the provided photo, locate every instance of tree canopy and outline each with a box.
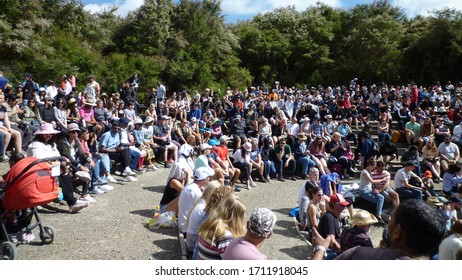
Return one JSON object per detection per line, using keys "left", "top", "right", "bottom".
{"left": 1, "top": 0, "right": 462, "bottom": 94}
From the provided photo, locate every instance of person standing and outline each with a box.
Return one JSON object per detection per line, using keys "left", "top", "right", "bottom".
{"left": 0, "top": 71, "right": 8, "bottom": 92}
{"left": 156, "top": 81, "right": 166, "bottom": 103}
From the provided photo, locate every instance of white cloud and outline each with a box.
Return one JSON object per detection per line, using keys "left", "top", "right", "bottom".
{"left": 84, "top": 0, "right": 144, "bottom": 17}
{"left": 392, "top": 0, "right": 462, "bottom": 17}
{"left": 220, "top": 0, "right": 342, "bottom": 17}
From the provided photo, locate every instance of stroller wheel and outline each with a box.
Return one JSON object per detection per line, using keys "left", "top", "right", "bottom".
{"left": 40, "top": 225, "right": 56, "bottom": 244}
{"left": 0, "top": 241, "right": 17, "bottom": 260}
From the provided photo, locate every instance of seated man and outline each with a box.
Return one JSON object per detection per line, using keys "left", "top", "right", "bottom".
{"left": 274, "top": 136, "right": 296, "bottom": 181}
{"left": 221, "top": 208, "right": 277, "bottom": 260}
{"left": 152, "top": 115, "right": 178, "bottom": 168}
{"left": 394, "top": 161, "right": 424, "bottom": 200}
{"left": 340, "top": 209, "right": 377, "bottom": 253}
{"left": 99, "top": 119, "right": 136, "bottom": 178}
{"left": 404, "top": 116, "right": 423, "bottom": 148}
{"left": 214, "top": 135, "right": 241, "bottom": 189}
{"left": 438, "top": 134, "right": 460, "bottom": 173}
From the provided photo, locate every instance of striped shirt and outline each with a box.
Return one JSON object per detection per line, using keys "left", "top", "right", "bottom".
{"left": 371, "top": 170, "right": 390, "bottom": 190}
{"left": 197, "top": 230, "right": 233, "bottom": 260}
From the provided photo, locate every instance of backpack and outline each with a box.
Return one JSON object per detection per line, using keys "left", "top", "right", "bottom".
{"left": 372, "top": 140, "right": 380, "bottom": 157}
{"left": 392, "top": 130, "right": 400, "bottom": 143}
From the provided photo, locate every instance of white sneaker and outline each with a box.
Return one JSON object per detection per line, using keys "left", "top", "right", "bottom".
{"left": 114, "top": 170, "right": 122, "bottom": 176}
{"left": 122, "top": 167, "right": 136, "bottom": 176}
{"left": 90, "top": 186, "right": 106, "bottom": 195}
{"left": 147, "top": 165, "right": 158, "bottom": 171}
{"left": 69, "top": 200, "right": 89, "bottom": 213}
{"left": 106, "top": 175, "right": 117, "bottom": 183}
{"left": 124, "top": 176, "right": 138, "bottom": 182}
{"left": 250, "top": 181, "right": 257, "bottom": 188}
{"left": 246, "top": 185, "right": 252, "bottom": 190}
{"left": 99, "top": 184, "right": 114, "bottom": 192}
{"left": 80, "top": 195, "right": 97, "bottom": 204}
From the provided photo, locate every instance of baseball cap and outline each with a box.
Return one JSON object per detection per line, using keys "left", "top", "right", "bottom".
{"left": 330, "top": 193, "right": 350, "bottom": 206}
{"left": 200, "top": 143, "right": 212, "bottom": 151}
{"left": 219, "top": 135, "right": 231, "bottom": 142}
{"left": 424, "top": 170, "right": 433, "bottom": 178}
{"left": 208, "top": 139, "right": 220, "bottom": 146}
{"left": 159, "top": 115, "right": 170, "bottom": 120}
{"left": 193, "top": 167, "right": 215, "bottom": 181}
{"left": 119, "top": 117, "right": 130, "bottom": 125}
{"left": 447, "top": 195, "right": 462, "bottom": 204}
{"left": 247, "top": 208, "right": 277, "bottom": 238}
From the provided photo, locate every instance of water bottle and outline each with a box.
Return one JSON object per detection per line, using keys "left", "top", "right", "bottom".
{"left": 148, "top": 205, "right": 161, "bottom": 228}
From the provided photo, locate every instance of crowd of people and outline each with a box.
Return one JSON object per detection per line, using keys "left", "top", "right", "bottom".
{"left": 0, "top": 71, "right": 461, "bottom": 259}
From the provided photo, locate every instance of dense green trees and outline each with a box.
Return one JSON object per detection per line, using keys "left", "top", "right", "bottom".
{"left": 1, "top": 0, "right": 462, "bottom": 94}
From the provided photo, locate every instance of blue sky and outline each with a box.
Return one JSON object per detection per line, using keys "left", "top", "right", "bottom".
{"left": 82, "top": 0, "right": 462, "bottom": 23}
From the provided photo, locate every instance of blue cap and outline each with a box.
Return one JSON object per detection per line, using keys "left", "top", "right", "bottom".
{"left": 208, "top": 139, "right": 220, "bottom": 146}
{"left": 119, "top": 117, "right": 130, "bottom": 125}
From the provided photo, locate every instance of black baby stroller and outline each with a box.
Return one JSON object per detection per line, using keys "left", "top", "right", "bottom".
{"left": 0, "top": 156, "right": 63, "bottom": 260}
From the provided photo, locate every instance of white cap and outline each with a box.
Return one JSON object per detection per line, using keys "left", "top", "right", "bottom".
{"left": 200, "top": 143, "right": 212, "bottom": 151}
{"left": 194, "top": 167, "right": 215, "bottom": 181}
{"left": 243, "top": 142, "right": 252, "bottom": 151}
{"left": 219, "top": 135, "right": 231, "bottom": 142}
{"left": 191, "top": 117, "right": 197, "bottom": 122}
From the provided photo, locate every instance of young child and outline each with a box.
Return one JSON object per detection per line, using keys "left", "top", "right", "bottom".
{"left": 422, "top": 170, "right": 437, "bottom": 198}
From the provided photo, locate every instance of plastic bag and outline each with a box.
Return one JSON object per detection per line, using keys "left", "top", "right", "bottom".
{"left": 148, "top": 211, "right": 177, "bottom": 229}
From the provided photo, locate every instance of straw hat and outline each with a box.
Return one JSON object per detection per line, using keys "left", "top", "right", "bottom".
{"left": 84, "top": 97, "right": 96, "bottom": 106}
{"left": 351, "top": 209, "right": 378, "bottom": 226}
{"left": 297, "top": 133, "right": 307, "bottom": 141}
{"left": 427, "top": 196, "right": 443, "bottom": 207}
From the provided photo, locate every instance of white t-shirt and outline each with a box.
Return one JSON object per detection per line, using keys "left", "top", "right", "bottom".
{"left": 26, "top": 141, "right": 61, "bottom": 159}
{"left": 359, "top": 169, "right": 373, "bottom": 192}
{"left": 439, "top": 233, "right": 462, "bottom": 260}
{"left": 178, "top": 182, "right": 202, "bottom": 233}
{"left": 393, "top": 168, "right": 413, "bottom": 189}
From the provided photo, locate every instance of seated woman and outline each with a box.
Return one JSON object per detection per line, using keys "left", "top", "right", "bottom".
{"left": 57, "top": 123, "right": 96, "bottom": 203}
{"left": 53, "top": 98, "right": 68, "bottom": 133}
{"left": 377, "top": 117, "right": 391, "bottom": 143}
{"left": 300, "top": 186, "right": 325, "bottom": 238}
{"left": 159, "top": 144, "right": 194, "bottom": 213}
{"left": 0, "top": 94, "right": 22, "bottom": 159}
{"left": 66, "top": 98, "right": 80, "bottom": 124}
{"left": 21, "top": 98, "right": 43, "bottom": 132}
{"left": 422, "top": 138, "right": 443, "bottom": 182}
{"left": 232, "top": 142, "right": 256, "bottom": 189}
{"left": 86, "top": 126, "right": 117, "bottom": 185}
{"left": 308, "top": 135, "right": 330, "bottom": 175}
{"left": 27, "top": 123, "right": 89, "bottom": 213}
{"left": 327, "top": 132, "right": 355, "bottom": 179}
{"left": 197, "top": 194, "right": 246, "bottom": 260}
{"left": 359, "top": 159, "right": 387, "bottom": 224}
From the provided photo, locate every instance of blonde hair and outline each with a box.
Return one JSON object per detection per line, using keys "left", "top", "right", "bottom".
{"left": 198, "top": 194, "right": 246, "bottom": 244}
{"left": 186, "top": 180, "right": 223, "bottom": 229}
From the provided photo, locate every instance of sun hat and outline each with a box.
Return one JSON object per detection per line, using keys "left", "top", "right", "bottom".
{"left": 351, "top": 209, "right": 378, "bottom": 226}
{"left": 34, "top": 123, "right": 61, "bottom": 135}
{"left": 190, "top": 117, "right": 197, "bottom": 123}
{"left": 67, "top": 98, "right": 77, "bottom": 106}
{"left": 144, "top": 116, "right": 154, "bottom": 124}
{"left": 427, "top": 196, "right": 443, "bottom": 207}
{"left": 297, "top": 133, "right": 307, "bottom": 141}
{"left": 134, "top": 118, "right": 143, "bottom": 125}
{"left": 247, "top": 208, "right": 277, "bottom": 238}
{"left": 424, "top": 170, "right": 433, "bottom": 178}
{"left": 159, "top": 115, "right": 170, "bottom": 120}
{"left": 193, "top": 167, "right": 215, "bottom": 181}
{"left": 84, "top": 97, "right": 96, "bottom": 106}
{"left": 45, "top": 96, "right": 54, "bottom": 101}
{"left": 67, "top": 123, "right": 81, "bottom": 133}
{"left": 330, "top": 193, "right": 350, "bottom": 206}
{"left": 243, "top": 142, "right": 252, "bottom": 151}
{"left": 200, "top": 143, "right": 212, "bottom": 151}
{"left": 179, "top": 144, "right": 194, "bottom": 157}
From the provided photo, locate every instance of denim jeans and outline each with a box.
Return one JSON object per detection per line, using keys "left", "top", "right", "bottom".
{"left": 129, "top": 148, "right": 141, "bottom": 170}
{"left": 263, "top": 160, "right": 276, "bottom": 178}
{"left": 360, "top": 190, "right": 385, "bottom": 216}
{"left": 296, "top": 156, "right": 315, "bottom": 175}
{"left": 396, "top": 187, "right": 423, "bottom": 200}
{"left": 275, "top": 158, "right": 296, "bottom": 177}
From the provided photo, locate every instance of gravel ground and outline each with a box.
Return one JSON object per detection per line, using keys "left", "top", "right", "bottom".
{"left": 0, "top": 162, "right": 383, "bottom": 260}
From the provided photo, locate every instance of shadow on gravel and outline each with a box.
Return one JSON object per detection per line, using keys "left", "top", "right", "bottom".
{"left": 279, "top": 245, "right": 309, "bottom": 260}
{"left": 37, "top": 204, "right": 68, "bottom": 214}
{"left": 270, "top": 207, "right": 292, "bottom": 216}
{"left": 130, "top": 209, "right": 154, "bottom": 218}
{"left": 143, "top": 185, "right": 165, "bottom": 194}
{"left": 272, "top": 220, "right": 299, "bottom": 239}
{"left": 151, "top": 238, "right": 182, "bottom": 260}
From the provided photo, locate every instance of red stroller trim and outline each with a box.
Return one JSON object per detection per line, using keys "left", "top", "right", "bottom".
{"left": 2, "top": 157, "right": 60, "bottom": 210}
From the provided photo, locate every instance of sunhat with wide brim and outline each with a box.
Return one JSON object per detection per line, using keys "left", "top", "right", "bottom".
{"left": 84, "top": 98, "right": 96, "bottom": 106}
{"left": 351, "top": 209, "right": 378, "bottom": 226}
{"left": 34, "top": 123, "right": 61, "bottom": 135}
